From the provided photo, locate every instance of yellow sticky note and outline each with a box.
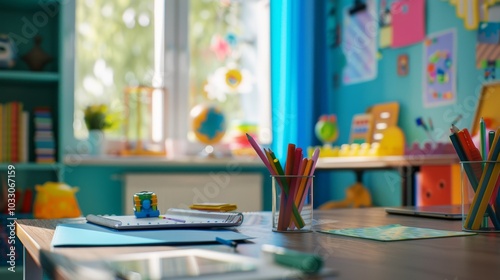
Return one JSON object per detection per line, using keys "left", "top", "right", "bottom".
{"left": 190, "top": 203, "right": 238, "bottom": 212}
{"left": 379, "top": 26, "right": 392, "bottom": 49}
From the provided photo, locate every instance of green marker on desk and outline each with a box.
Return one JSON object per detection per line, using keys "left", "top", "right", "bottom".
{"left": 262, "top": 244, "right": 323, "bottom": 274}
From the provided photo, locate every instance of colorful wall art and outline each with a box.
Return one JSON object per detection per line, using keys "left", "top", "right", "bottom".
{"left": 423, "top": 29, "right": 457, "bottom": 107}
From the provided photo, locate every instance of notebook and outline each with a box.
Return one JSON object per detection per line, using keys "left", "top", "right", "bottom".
{"left": 384, "top": 205, "right": 464, "bottom": 220}
{"left": 86, "top": 208, "right": 244, "bottom": 230}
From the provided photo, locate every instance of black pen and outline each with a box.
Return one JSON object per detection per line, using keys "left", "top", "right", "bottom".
{"left": 216, "top": 237, "right": 238, "bottom": 249}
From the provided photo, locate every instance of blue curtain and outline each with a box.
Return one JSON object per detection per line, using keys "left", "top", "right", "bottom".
{"left": 271, "top": 0, "right": 331, "bottom": 207}
{"left": 270, "top": 0, "right": 318, "bottom": 157}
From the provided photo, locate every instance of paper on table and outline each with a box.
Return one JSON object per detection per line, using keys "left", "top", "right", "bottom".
{"left": 319, "top": 224, "right": 476, "bottom": 241}
{"left": 52, "top": 223, "right": 252, "bottom": 247}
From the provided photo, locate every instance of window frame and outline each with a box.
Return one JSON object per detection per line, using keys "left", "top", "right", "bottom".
{"left": 161, "top": 0, "right": 272, "bottom": 157}
{"left": 67, "top": 0, "right": 271, "bottom": 159}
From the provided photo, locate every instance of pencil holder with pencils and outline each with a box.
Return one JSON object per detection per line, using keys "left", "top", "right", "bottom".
{"left": 461, "top": 161, "right": 500, "bottom": 232}
{"left": 272, "top": 175, "right": 314, "bottom": 232}
{"left": 245, "top": 133, "right": 320, "bottom": 232}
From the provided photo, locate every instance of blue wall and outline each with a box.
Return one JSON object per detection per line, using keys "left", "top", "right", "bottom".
{"left": 326, "top": 0, "right": 484, "bottom": 206}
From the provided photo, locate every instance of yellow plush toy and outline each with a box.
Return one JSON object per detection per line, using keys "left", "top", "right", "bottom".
{"left": 319, "top": 182, "right": 372, "bottom": 209}
{"left": 33, "top": 182, "right": 82, "bottom": 219}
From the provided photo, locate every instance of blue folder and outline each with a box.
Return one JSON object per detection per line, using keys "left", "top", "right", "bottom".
{"left": 52, "top": 223, "right": 253, "bottom": 247}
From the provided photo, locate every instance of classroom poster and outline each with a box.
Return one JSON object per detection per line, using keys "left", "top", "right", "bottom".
{"left": 423, "top": 29, "right": 457, "bottom": 107}
{"left": 391, "top": 0, "right": 426, "bottom": 48}
{"left": 342, "top": 0, "right": 378, "bottom": 85}
{"left": 476, "top": 22, "right": 500, "bottom": 69}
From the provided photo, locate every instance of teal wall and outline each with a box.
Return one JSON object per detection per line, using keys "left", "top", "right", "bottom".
{"left": 326, "top": 0, "right": 484, "bottom": 206}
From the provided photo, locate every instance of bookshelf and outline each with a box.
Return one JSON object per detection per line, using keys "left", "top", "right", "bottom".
{"left": 0, "top": 0, "right": 65, "bottom": 273}
{"left": 0, "top": 0, "right": 60, "bottom": 165}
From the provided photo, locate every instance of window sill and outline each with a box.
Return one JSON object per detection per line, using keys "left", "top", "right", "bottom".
{"left": 63, "top": 154, "right": 265, "bottom": 168}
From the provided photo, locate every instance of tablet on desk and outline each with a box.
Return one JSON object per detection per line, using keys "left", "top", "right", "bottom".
{"left": 385, "top": 205, "right": 463, "bottom": 220}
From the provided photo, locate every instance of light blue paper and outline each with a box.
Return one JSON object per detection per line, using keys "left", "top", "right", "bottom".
{"left": 52, "top": 223, "right": 252, "bottom": 247}
{"left": 320, "top": 224, "right": 476, "bottom": 242}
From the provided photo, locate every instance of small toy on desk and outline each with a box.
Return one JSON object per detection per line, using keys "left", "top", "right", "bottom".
{"left": 33, "top": 182, "right": 82, "bottom": 219}
{"left": 133, "top": 191, "right": 160, "bottom": 218}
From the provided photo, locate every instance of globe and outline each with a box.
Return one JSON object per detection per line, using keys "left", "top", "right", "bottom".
{"left": 315, "top": 114, "right": 338, "bottom": 144}
{"left": 190, "top": 104, "right": 226, "bottom": 145}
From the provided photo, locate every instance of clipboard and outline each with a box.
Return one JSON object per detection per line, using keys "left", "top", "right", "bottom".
{"left": 86, "top": 208, "right": 244, "bottom": 230}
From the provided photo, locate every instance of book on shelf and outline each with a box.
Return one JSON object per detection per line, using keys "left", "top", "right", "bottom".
{"left": 20, "top": 111, "right": 29, "bottom": 162}
{"left": 33, "top": 107, "right": 56, "bottom": 163}
{"left": 10, "top": 102, "right": 20, "bottom": 162}
{"left": 0, "top": 102, "right": 28, "bottom": 163}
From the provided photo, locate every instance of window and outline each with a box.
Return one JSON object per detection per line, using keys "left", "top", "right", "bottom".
{"left": 75, "top": 0, "right": 271, "bottom": 156}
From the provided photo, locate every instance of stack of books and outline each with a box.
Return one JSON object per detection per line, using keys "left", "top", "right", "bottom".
{"left": 0, "top": 101, "right": 29, "bottom": 163}
{"left": 34, "top": 107, "right": 56, "bottom": 163}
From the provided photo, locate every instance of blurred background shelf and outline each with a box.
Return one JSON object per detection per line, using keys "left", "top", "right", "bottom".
{"left": 0, "top": 71, "right": 59, "bottom": 83}
{"left": 0, "top": 163, "right": 62, "bottom": 171}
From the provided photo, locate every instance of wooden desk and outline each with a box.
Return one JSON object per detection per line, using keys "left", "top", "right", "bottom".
{"left": 315, "top": 155, "right": 459, "bottom": 206}
{"left": 16, "top": 208, "right": 500, "bottom": 279}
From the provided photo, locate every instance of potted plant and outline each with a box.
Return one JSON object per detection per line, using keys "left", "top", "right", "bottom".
{"left": 84, "top": 104, "right": 114, "bottom": 155}
{"left": 84, "top": 104, "right": 113, "bottom": 131}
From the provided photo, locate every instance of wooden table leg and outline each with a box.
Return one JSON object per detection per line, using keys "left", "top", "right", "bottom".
{"left": 24, "top": 247, "right": 42, "bottom": 280}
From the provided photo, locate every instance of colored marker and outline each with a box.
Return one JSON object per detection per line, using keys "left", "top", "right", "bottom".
{"left": 262, "top": 244, "right": 323, "bottom": 274}
{"left": 216, "top": 237, "right": 238, "bottom": 248}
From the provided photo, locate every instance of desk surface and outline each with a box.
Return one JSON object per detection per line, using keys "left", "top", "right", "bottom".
{"left": 17, "top": 207, "right": 500, "bottom": 279}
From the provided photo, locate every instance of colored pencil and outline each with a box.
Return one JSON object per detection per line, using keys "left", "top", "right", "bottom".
{"left": 289, "top": 157, "right": 308, "bottom": 229}
{"left": 456, "top": 130, "right": 483, "bottom": 181}
{"left": 284, "top": 148, "right": 303, "bottom": 228}
{"left": 480, "top": 117, "right": 486, "bottom": 160}
{"left": 294, "top": 159, "right": 313, "bottom": 209}
{"left": 298, "top": 148, "right": 320, "bottom": 212}
{"left": 269, "top": 150, "right": 304, "bottom": 229}
{"left": 246, "top": 133, "right": 275, "bottom": 175}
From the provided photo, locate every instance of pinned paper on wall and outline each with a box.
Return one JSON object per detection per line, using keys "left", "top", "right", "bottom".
{"left": 391, "top": 0, "right": 426, "bottom": 48}
{"left": 397, "top": 54, "right": 409, "bottom": 76}
{"left": 379, "top": 27, "right": 392, "bottom": 48}
{"left": 378, "top": 0, "right": 392, "bottom": 48}
{"left": 477, "top": 22, "right": 500, "bottom": 45}
{"left": 423, "top": 29, "right": 457, "bottom": 107}
{"left": 342, "top": 0, "right": 377, "bottom": 85}
{"left": 476, "top": 22, "right": 500, "bottom": 72}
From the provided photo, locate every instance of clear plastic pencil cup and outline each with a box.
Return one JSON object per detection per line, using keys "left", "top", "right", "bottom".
{"left": 461, "top": 161, "right": 500, "bottom": 232}
{"left": 271, "top": 175, "right": 313, "bottom": 232}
